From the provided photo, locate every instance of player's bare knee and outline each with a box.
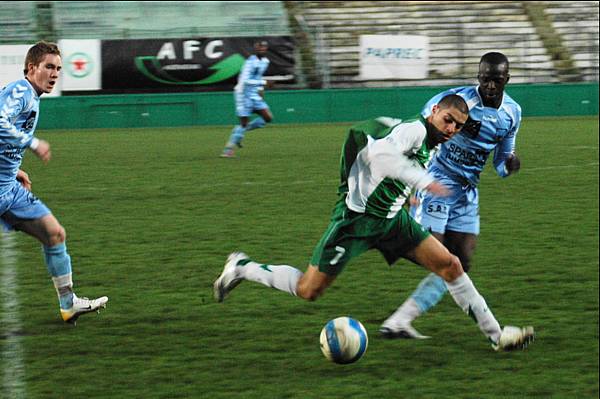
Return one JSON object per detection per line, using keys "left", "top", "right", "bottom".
{"left": 297, "top": 286, "right": 321, "bottom": 301}
{"left": 438, "top": 255, "right": 464, "bottom": 282}
{"left": 296, "top": 279, "right": 324, "bottom": 301}
{"left": 47, "top": 225, "right": 66, "bottom": 246}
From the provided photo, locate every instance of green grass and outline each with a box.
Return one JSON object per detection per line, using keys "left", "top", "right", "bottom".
{"left": 1, "top": 116, "right": 598, "bottom": 398}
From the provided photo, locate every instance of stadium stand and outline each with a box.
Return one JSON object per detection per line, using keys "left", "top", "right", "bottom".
{"left": 1, "top": 1, "right": 597, "bottom": 89}
{"left": 287, "top": 1, "right": 599, "bottom": 88}
{"left": 542, "top": 1, "right": 599, "bottom": 82}
{"left": 52, "top": 1, "right": 291, "bottom": 39}
{"left": 0, "top": 2, "right": 38, "bottom": 44}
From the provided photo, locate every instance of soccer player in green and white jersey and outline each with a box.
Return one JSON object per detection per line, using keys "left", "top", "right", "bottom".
{"left": 214, "top": 94, "right": 534, "bottom": 351}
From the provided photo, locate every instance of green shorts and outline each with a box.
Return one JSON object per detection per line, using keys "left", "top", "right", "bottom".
{"left": 310, "top": 198, "right": 431, "bottom": 276}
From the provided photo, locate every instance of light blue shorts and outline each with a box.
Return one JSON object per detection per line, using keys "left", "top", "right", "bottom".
{"left": 0, "top": 182, "right": 51, "bottom": 231}
{"left": 234, "top": 91, "right": 269, "bottom": 117}
{"left": 410, "top": 174, "right": 480, "bottom": 235}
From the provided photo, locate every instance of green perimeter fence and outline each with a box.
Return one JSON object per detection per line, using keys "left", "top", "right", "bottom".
{"left": 39, "top": 83, "right": 599, "bottom": 130}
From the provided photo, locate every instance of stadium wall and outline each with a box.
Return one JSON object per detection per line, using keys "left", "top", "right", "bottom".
{"left": 38, "top": 83, "right": 598, "bottom": 130}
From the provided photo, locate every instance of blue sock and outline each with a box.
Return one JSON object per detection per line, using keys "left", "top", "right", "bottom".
{"left": 43, "top": 243, "right": 74, "bottom": 309}
{"left": 411, "top": 273, "right": 448, "bottom": 314}
{"left": 227, "top": 125, "right": 246, "bottom": 147}
{"left": 246, "top": 116, "right": 266, "bottom": 131}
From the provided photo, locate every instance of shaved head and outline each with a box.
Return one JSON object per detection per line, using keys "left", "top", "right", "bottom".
{"left": 477, "top": 52, "right": 510, "bottom": 108}
{"left": 480, "top": 52, "right": 509, "bottom": 69}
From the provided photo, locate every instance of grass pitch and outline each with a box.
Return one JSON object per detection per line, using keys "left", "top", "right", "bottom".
{"left": 1, "top": 116, "right": 598, "bottom": 398}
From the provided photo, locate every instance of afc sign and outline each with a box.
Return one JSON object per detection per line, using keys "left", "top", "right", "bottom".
{"left": 156, "top": 40, "right": 224, "bottom": 60}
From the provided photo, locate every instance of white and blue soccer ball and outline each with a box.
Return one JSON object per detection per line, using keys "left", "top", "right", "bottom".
{"left": 319, "top": 316, "right": 368, "bottom": 364}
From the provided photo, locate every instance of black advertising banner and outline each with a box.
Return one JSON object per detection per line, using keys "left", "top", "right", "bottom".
{"left": 101, "top": 36, "right": 295, "bottom": 93}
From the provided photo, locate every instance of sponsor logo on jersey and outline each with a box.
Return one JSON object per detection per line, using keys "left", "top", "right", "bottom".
{"left": 444, "top": 143, "right": 487, "bottom": 168}
{"left": 426, "top": 201, "right": 448, "bottom": 219}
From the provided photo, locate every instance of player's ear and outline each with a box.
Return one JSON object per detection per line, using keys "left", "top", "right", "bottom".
{"left": 505, "top": 74, "right": 510, "bottom": 84}
{"left": 26, "top": 62, "right": 36, "bottom": 75}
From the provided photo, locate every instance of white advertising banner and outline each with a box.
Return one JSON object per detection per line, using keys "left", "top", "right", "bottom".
{"left": 359, "top": 35, "right": 429, "bottom": 80}
{"left": 58, "top": 39, "right": 101, "bottom": 91}
{"left": 0, "top": 44, "right": 61, "bottom": 97}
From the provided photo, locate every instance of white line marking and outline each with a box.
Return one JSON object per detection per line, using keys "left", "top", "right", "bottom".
{"left": 520, "top": 162, "right": 599, "bottom": 173}
{"left": 78, "top": 161, "right": 599, "bottom": 192}
{"left": 1, "top": 231, "right": 26, "bottom": 399}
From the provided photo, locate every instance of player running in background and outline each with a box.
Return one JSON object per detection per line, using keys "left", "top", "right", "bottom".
{"left": 214, "top": 94, "right": 534, "bottom": 351}
{"left": 221, "top": 40, "right": 273, "bottom": 158}
{"left": 380, "top": 52, "right": 522, "bottom": 339}
{"left": 0, "top": 41, "right": 108, "bottom": 324}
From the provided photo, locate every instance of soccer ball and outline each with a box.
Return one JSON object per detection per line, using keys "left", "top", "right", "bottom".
{"left": 319, "top": 317, "right": 368, "bottom": 364}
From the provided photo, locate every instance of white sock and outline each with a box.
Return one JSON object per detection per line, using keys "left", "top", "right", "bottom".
{"left": 240, "top": 261, "right": 303, "bottom": 296}
{"left": 445, "top": 273, "right": 502, "bottom": 343}
{"left": 51, "top": 273, "right": 74, "bottom": 309}
{"left": 382, "top": 297, "right": 422, "bottom": 329}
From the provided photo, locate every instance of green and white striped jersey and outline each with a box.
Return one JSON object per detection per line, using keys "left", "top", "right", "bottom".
{"left": 339, "top": 116, "right": 436, "bottom": 219}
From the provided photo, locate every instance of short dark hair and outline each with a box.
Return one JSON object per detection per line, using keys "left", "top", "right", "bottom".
{"left": 23, "top": 41, "right": 60, "bottom": 75}
{"left": 437, "top": 94, "right": 468, "bottom": 115}
{"left": 480, "top": 52, "right": 509, "bottom": 68}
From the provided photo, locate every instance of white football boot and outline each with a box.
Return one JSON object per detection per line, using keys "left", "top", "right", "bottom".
{"left": 492, "top": 326, "right": 535, "bottom": 351}
{"left": 61, "top": 294, "right": 108, "bottom": 325}
{"left": 379, "top": 322, "right": 431, "bottom": 340}
{"left": 213, "top": 252, "right": 249, "bottom": 302}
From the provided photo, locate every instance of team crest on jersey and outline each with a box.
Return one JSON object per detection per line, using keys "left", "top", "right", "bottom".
{"left": 461, "top": 117, "right": 481, "bottom": 138}
{"left": 23, "top": 111, "right": 37, "bottom": 131}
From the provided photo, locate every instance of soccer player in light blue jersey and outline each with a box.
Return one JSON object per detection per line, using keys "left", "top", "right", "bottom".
{"left": 221, "top": 40, "right": 273, "bottom": 158}
{"left": 380, "top": 52, "right": 523, "bottom": 339}
{"left": 0, "top": 41, "right": 108, "bottom": 324}
{"left": 214, "top": 95, "right": 534, "bottom": 351}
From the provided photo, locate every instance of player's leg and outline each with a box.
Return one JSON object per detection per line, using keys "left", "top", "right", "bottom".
{"left": 380, "top": 189, "right": 453, "bottom": 336}
{"left": 222, "top": 116, "right": 248, "bottom": 157}
{"left": 379, "top": 232, "right": 447, "bottom": 338}
{"left": 246, "top": 107, "right": 272, "bottom": 131}
{"left": 2, "top": 185, "right": 107, "bottom": 323}
{"left": 233, "top": 101, "right": 272, "bottom": 144}
{"left": 444, "top": 230, "right": 477, "bottom": 272}
{"left": 408, "top": 188, "right": 479, "bottom": 312}
{"left": 1, "top": 188, "right": 75, "bottom": 310}
{"left": 5, "top": 211, "right": 108, "bottom": 323}
{"left": 382, "top": 185, "right": 477, "bottom": 336}
{"left": 222, "top": 91, "right": 251, "bottom": 156}
{"left": 296, "top": 265, "right": 336, "bottom": 301}
{"left": 6, "top": 213, "right": 74, "bottom": 307}
{"left": 213, "top": 251, "right": 337, "bottom": 303}
{"left": 214, "top": 200, "right": 366, "bottom": 303}
{"left": 410, "top": 235, "right": 533, "bottom": 350}
{"left": 410, "top": 236, "right": 501, "bottom": 341}
{"left": 213, "top": 251, "right": 305, "bottom": 302}
{"left": 382, "top": 232, "right": 478, "bottom": 335}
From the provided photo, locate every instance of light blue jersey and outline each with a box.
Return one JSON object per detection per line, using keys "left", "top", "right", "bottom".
{"left": 413, "top": 86, "right": 521, "bottom": 235}
{"left": 395, "top": 85, "right": 524, "bottom": 324}
{"left": 0, "top": 78, "right": 40, "bottom": 195}
{"left": 422, "top": 86, "right": 521, "bottom": 187}
{"left": 234, "top": 54, "right": 270, "bottom": 117}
